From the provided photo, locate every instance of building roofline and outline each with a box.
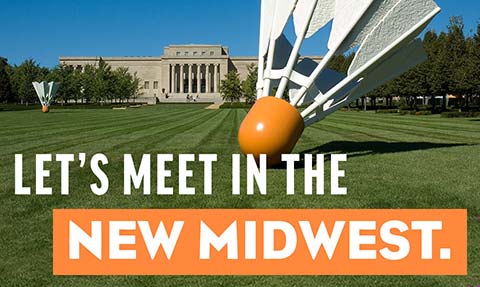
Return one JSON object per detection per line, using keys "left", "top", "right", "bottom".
{"left": 229, "top": 55, "right": 324, "bottom": 60}
{"left": 166, "top": 44, "right": 226, "bottom": 48}
{"left": 59, "top": 56, "right": 163, "bottom": 61}
{"left": 60, "top": 55, "right": 323, "bottom": 62}
{"left": 230, "top": 56, "right": 257, "bottom": 60}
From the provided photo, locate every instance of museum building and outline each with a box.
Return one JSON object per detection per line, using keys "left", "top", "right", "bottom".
{"left": 60, "top": 45, "right": 258, "bottom": 104}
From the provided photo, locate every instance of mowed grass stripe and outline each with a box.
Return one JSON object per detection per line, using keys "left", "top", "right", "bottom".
{"left": 0, "top": 108, "right": 191, "bottom": 147}
{"left": 0, "top": 108, "right": 156, "bottom": 136}
{"left": 335, "top": 112, "right": 480, "bottom": 136}
{"left": 109, "top": 108, "right": 227, "bottom": 153}
{"left": 336, "top": 112, "right": 480, "bottom": 133}
{"left": 154, "top": 109, "right": 236, "bottom": 153}
{"left": 108, "top": 109, "right": 222, "bottom": 152}
{"left": 296, "top": 119, "right": 356, "bottom": 151}
{"left": 312, "top": 121, "right": 395, "bottom": 142}
{"left": 316, "top": 119, "right": 439, "bottom": 143}
{"left": 0, "top": 109, "right": 170, "bottom": 147}
{"left": 1, "top": 106, "right": 205, "bottom": 138}
{"left": 0, "top": 108, "right": 205, "bottom": 156}
{"left": 193, "top": 109, "right": 247, "bottom": 152}
{"left": 325, "top": 116, "right": 479, "bottom": 143}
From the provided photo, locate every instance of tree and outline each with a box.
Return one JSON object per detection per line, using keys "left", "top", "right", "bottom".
{"left": 92, "top": 58, "right": 115, "bottom": 103}
{"left": 113, "top": 67, "right": 131, "bottom": 102}
{"left": 0, "top": 57, "right": 13, "bottom": 103}
{"left": 79, "top": 61, "right": 141, "bottom": 104}
{"left": 327, "top": 53, "right": 355, "bottom": 74}
{"left": 220, "top": 71, "right": 242, "bottom": 103}
{"left": 464, "top": 23, "right": 480, "bottom": 109}
{"left": 241, "top": 64, "right": 257, "bottom": 104}
{"left": 48, "top": 64, "right": 82, "bottom": 104}
{"left": 129, "top": 72, "right": 142, "bottom": 103}
{"left": 395, "top": 63, "right": 430, "bottom": 109}
{"left": 445, "top": 16, "right": 468, "bottom": 99}
{"left": 9, "top": 59, "right": 46, "bottom": 104}
{"left": 112, "top": 67, "right": 142, "bottom": 103}
{"left": 427, "top": 32, "right": 450, "bottom": 111}
{"left": 81, "top": 65, "right": 96, "bottom": 103}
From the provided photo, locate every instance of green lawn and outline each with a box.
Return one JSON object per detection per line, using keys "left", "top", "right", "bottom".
{"left": 0, "top": 105, "right": 479, "bottom": 286}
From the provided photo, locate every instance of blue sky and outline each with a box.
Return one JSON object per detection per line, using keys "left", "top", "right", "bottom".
{"left": 1, "top": 0, "right": 478, "bottom": 67}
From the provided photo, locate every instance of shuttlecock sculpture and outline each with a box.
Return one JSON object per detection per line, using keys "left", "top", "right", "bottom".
{"left": 238, "top": 0, "right": 441, "bottom": 166}
{"left": 32, "top": 81, "right": 60, "bottom": 113}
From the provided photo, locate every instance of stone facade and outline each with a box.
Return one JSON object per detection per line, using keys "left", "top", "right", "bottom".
{"left": 60, "top": 45, "right": 258, "bottom": 104}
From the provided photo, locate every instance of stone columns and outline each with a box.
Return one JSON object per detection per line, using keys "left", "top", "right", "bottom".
{"left": 188, "top": 64, "right": 193, "bottom": 94}
{"left": 180, "top": 64, "right": 184, "bottom": 93}
{"left": 170, "top": 64, "right": 175, "bottom": 93}
{"left": 206, "top": 64, "right": 211, "bottom": 94}
{"left": 196, "top": 65, "right": 201, "bottom": 94}
{"left": 214, "top": 64, "right": 219, "bottom": 93}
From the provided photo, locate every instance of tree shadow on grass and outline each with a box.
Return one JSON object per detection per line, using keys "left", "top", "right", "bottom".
{"left": 274, "top": 141, "right": 467, "bottom": 169}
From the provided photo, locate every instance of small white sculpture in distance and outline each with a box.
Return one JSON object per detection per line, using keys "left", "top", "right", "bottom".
{"left": 238, "top": 0, "right": 441, "bottom": 166}
{"left": 32, "top": 81, "right": 60, "bottom": 113}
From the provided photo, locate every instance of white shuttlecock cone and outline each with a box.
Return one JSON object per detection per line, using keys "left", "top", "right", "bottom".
{"left": 32, "top": 81, "right": 60, "bottom": 113}
{"left": 239, "top": 0, "right": 441, "bottom": 166}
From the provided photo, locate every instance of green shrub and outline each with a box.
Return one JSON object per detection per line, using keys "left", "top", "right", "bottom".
{"left": 441, "top": 111, "right": 480, "bottom": 118}
{"left": 416, "top": 105, "right": 430, "bottom": 111}
{"left": 0, "top": 104, "right": 38, "bottom": 112}
{"left": 415, "top": 111, "right": 433, "bottom": 116}
{"left": 220, "top": 102, "right": 253, "bottom": 109}
{"left": 0, "top": 103, "right": 152, "bottom": 112}
{"left": 398, "top": 110, "right": 433, "bottom": 116}
{"left": 376, "top": 109, "right": 399, "bottom": 114}
{"left": 339, "top": 107, "right": 362, "bottom": 112}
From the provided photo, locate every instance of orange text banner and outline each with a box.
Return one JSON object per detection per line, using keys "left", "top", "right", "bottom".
{"left": 53, "top": 209, "right": 467, "bottom": 275}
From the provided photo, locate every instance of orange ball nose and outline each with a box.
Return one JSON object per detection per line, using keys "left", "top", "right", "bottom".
{"left": 42, "top": 105, "right": 49, "bottom": 113}
{"left": 238, "top": 97, "right": 304, "bottom": 167}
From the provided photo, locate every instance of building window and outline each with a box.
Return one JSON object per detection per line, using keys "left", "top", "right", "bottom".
{"left": 185, "top": 52, "right": 189, "bottom": 56}
{"left": 144, "top": 81, "right": 150, "bottom": 89}
{"left": 176, "top": 52, "right": 181, "bottom": 56}
{"left": 193, "top": 51, "right": 198, "bottom": 56}
{"left": 201, "top": 51, "right": 206, "bottom": 56}
{"left": 153, "top": 81, "right": 158, "bottom": 89}
{"left": 210, "top": 51, "right": 214, "bottom": 56}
